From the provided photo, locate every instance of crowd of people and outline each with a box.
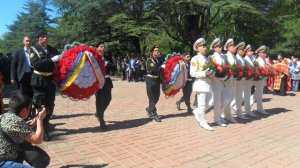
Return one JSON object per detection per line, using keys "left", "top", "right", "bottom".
{"left": 143, "top": 38, "right": 300, "bottom": 131}
{"left": 0, "top": 32, "right": 299, "bottom": 167}
{"left": 0, "top": 32, "right": 114, "bottom": 168}
{"left": 265, "top": 55, "right": 300, "bottom": 95}
{"left": 107, "top": 55, "right": 147, "bottom": 82}
{"left": 104, "top": 49, "right": 300, "bottom": 95}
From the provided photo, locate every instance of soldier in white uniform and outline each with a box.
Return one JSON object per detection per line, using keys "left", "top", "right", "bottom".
{"left": 243, "top": 45, "right": 258, "bottom": 117}
{"left": 190, "top": 38, "right": 214, "bottom": 131}
{"left": 223, "top": 38, "right": 237, "bottom": 123}
{"left": 233, "top": 42, "right": 250, "bottom": 120}
{"left": 253, "top": 45, "right": 269, "bottom": 115}
{"left": 210, "top": 38, "right": 227, "bottom": 127}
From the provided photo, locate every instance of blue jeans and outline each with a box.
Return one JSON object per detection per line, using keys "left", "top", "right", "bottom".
{"left": 292, "top": 80, "right": 299, "bottom": 92}
{"left": 0, "top": 161, "right": 32, "bottom": 168}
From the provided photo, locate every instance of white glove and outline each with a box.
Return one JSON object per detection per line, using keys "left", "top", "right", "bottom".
{"left": 161, "top": 64, "right": 166, "bottom": 68}
{"left": 51, "top": 54, "right": 63, "bottom": 62}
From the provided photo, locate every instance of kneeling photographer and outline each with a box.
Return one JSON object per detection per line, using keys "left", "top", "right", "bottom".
{"left": 0, "top": 92, "right": 50, "bottom": 168}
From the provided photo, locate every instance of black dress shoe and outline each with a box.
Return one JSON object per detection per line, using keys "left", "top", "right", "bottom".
{"left": 100, "top": 123, "right": 107, "bottom": 130}
{"left": 176, "top": 102, "right": 181, "bottom": 110}
{"left": 153, "top": 115, "right": 161, "bottom": 122}
{"left": 99, "top": 119, "right": 107, "bottom": 130}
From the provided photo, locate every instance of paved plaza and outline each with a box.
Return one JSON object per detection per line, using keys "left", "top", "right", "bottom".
{"left": 34, "top": 80, "right": 300, "bottom": 168}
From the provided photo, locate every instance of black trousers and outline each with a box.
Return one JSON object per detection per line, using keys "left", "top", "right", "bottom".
{"left": 95, "top": 78, "right": 113, "bottom": 119}
{"left": 19, "top": 72, "right": 33, "bottom": 98}
{"left": 178, "top": 80, "right": 193, "bottom": 107}
{"left": 145, "top": 76, "right": 160, "bottom": 116}
{"left": 17, "top": 142, "right": 50, "bottom": 168}
{"left": 32, "top": 81, "right": 56, "bottom": 133}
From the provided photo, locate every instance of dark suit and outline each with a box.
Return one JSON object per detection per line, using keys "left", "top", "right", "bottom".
{"left": 11, "top": 48, "right": 33, "bottom": 98}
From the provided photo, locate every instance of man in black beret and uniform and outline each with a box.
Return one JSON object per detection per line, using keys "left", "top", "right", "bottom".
{"left": 30, "top": 31, "right": 60, "bottom": 141}
{"left": 145, "top": 45, "right": 163, "bottom": 122}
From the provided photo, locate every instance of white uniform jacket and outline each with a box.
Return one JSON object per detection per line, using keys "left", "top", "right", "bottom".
{"left": 190, "top": 54, "right": 211, "bottom": 93}
{"left": 244, "top": 55, "right": 255, "bottom": 68}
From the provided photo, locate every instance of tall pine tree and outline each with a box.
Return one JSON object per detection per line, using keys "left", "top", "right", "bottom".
{"left": 2, "top": 0, "right": 54, "bottom": 53}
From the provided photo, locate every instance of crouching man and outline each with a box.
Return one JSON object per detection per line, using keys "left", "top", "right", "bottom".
{"left": 0, "top": 92, "right": 50, "bottom": 168}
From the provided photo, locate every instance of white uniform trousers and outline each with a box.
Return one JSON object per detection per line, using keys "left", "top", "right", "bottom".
{"left": 212, "top": 79, "right": 225, "bottom": 122}
{"left": 253, "top": 80, "right": 266, "bottom": 111}
{"left": 223, "top": 79, "right": 236, "bottom": 119}
{"left": 193, "top": 92, "right": 210, "bottom": 123}
{"left": 244, "top": 80, "right": 254, "bottom": 113}
{"left": 233, "top": 80, "right": 247, "bottom": 115}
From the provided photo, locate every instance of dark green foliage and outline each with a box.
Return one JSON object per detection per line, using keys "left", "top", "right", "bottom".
{"left": 2, "top": 0, "right": 54, "bottom": 53}
{"left": 1, "top": 0, "right": 300, "bottom": 57}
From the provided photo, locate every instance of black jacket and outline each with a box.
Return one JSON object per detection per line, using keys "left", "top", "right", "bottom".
{"left": 30, "top": 44, "right": 58, "bottom": 87}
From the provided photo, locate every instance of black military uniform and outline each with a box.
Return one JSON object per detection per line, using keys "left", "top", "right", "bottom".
{"left": 95, "top": 58, "right": 113, "bottom": 129}
{"left": 145, "top": 57, "right": 163, "bottom": 122}
{"left": 30, "top": 41, "right": 58, "bottom": 141}
{"left": 176, "top": 62, "right": 193, "bottom": 113}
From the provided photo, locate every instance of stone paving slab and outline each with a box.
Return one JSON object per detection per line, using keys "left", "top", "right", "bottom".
{"left": 37, "top": 80, "right": 300, "bottom": 168}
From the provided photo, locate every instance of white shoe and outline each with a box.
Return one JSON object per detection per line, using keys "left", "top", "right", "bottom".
{"left": 215, "top": 120, "right": 227, "bottom": 127}
{"left": 236, "top": 114, "right": 250, "bottom": 120}
{"left": 199, "top": 121, "right": 215, "bottom": 131}
{"left": 192, "top": 110, "right": 201, "bottom": 122}
{"left": 257, "top": 110, "right": 269, "bottom": 115}
{"left": 246, "top": 112, "right": 258, "bottom": 118}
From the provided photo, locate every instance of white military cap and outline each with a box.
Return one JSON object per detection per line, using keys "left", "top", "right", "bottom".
{"left": 236, "top": 42, "right": 246, "bottom": 51}
{"left": 193, "top": 38, "right": 206, "bottom": 51}
{"left": 255, "top": 45, "right": 267, "bottom": 54}
{"left": 210, "top": 38, "right": 221, "bottom": 50}
{"left": 224, "top": 38, "right": 234, "bottom": 51}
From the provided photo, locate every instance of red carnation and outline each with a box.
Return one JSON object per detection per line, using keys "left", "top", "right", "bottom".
{"left": 216, "top": 64, "right": 224, "bottom": 73}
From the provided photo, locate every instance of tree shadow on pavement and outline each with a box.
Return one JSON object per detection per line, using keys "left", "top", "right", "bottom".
{"left": 60, "top": 163, "right": 108, "bottom": 168}
{"left": 50, "top": 117, "right": 152, "bottom": 140}
{"left": 52, "top": 113, "right": 94, "bottom": 120}
{"left": 235, "top": 107, "right": 291, "bottom": 124}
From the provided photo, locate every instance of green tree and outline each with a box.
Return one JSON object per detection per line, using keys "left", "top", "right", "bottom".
{"left": 1, "top": 0, "right": 54, "bottom": 52}
{"left": 0, "top": 38, "right": 4, "bottom": 54}
{"left": 149, "top": 0, "right": 267, "bottom": 52}
{"left": 53, "top": 0, "right": 117, "bottom": 47}
{"left": 269, "top": 0, "right": 300, "bottom": 56}
{"left": 106, "top": 0, "right": 160, "bottom": 55}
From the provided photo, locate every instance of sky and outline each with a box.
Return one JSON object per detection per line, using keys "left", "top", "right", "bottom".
{"left": 0, "top": 0, "right": 57, "bottom": 38}
{"left": 0, "top": 0, "right": 26, "bottom": 37}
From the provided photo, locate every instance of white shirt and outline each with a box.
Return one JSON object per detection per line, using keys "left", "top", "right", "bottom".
{"left": 225, "top": 51, "right": 236, "bottom": 66}
{"left": 24, "top": 47, "right": 32, "bottom": 72}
